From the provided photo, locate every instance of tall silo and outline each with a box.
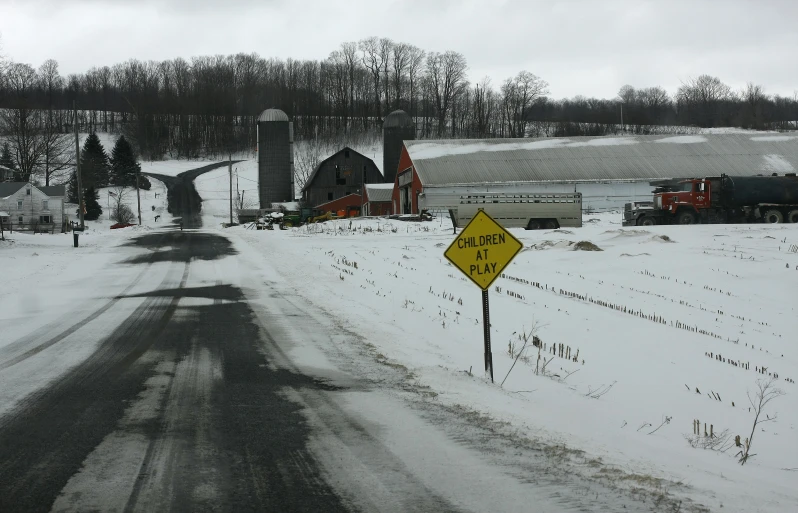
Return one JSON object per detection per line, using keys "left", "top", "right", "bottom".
{"left": 383, "top": 110, "right": 415, "bottom": 185}
{"left": 257, "top": 108, "right": 294, "bottom": 208}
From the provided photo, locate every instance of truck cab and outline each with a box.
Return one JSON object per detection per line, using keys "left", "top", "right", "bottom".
{"left": 624, "top": 177, "right": 722, "bottom": 226}
{"left": 655, "top": 179, "right": 712, "bottom": 224}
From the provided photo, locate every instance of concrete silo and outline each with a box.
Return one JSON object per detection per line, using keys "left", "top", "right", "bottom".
{"left": 257, "top": 108, "right": 294, "bottom": 208}
{"left": 382, "top": 110, "right": 415, "bottom": 185}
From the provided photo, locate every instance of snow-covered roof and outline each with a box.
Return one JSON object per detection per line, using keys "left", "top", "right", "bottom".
{"left": 365, "top": 183, "right": 393, "bottom": 202}
{"left": 383, "top": 110, "right": 414, "bottom": 129}
{"left": 404, "top": 134, "right": 798, "bottom": 186}
{"left": 0, "top": 211, "right": 9, "bottom": 217}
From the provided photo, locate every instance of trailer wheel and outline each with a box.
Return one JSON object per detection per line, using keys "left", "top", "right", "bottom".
{"left": 787, "top": 210, "right": 798, "bottom": 224}
{"left": 677, "top": 211, "right": 696, "bottom": 225}
{"left": 544, "top": 220, "right": 558, "bottom": 230}
{"left": 638, "top": 216, "right": 656, "bottom": 226}
{"left": 763, "top": 209, "right": 783, "bottom": 224}
{"left": 526, "top": 219, "right": 541, "bottom": 230}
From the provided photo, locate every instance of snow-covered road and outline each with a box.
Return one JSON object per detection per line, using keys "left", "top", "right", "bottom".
{"left": 0, "top": 226, "right": 669, "bottom": 512}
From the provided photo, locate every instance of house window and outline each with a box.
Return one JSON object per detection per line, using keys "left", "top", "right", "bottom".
{"left": 26, "top": 188, "right": 31, "bottom": 195}
{"left": 18, "top": 216, "right": 23, "bottom": 224}
{"left": 335, "top": 164, "right": 345, "bottom": 186}
{"left": 345, "top": 150, "right": 350, "bottom": 158}
{"left": 328, "top": 192, "right": 333, "bottom": 201}
{"left": 42, "top": 200, "right": 49, "bottom": 210}
{"left": 17, "top": 200, "right": 23, "bottom": 209}
{"left": 40, "top": 215, "right": 51, "bottom": 223}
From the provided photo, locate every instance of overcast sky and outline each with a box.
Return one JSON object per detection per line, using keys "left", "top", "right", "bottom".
{"left": 2, "top": 0, "right": 796, "bottom": 99}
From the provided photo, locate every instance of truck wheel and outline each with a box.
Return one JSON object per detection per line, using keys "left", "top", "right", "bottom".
{"left": 526, "top": 219, "right": 541, "bottom": 230}
{"left": 677, "top": 211, "right": 696, "bottom": 225}
{"left": 638, "top": 216, "right": 656, "bottom": 226}
{"left": 544, "top": 220, "right": 557, "bottom": 229}
{"left": 763, "top": 209, "right": 783, "bottom": 224}
{"left": 786, "top": 210, "right": 798, "bottom": 224}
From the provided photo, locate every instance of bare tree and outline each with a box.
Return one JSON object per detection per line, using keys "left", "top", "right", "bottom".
{"left": 501, "top": 71, "right": 549, "bottom": 137}
{"left": 359, "top": 37, "right": 384, "bottom": 121}
{"left": 676, "top": 75, "right": 733, "bottom": 127}
{"left": 390, "top": 42, "right": 410, "bottom": 111}
{"left": 109, "top": 186, "right": 136, "bottom": 224}
{"left": 738, "top": 377, "right": 784, "bottom": 465}
{"left": 425, "top": 51, "right": 468, "bottom": 137}
{"left": 405, "top": 45, "right": 425, "bottom": 118}
{"left": 471, "top": 77, "right": 496, "bottom": 138}
{"left": 740, "top": 82, "right": 767, "bottom": 129}
{"left": 617, "top": 84, "right": 636, "bottom": 104}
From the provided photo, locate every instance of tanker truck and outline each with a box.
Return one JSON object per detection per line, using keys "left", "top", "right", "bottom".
{"left": 623, "top": 173, "right": 798, "bottom": 226}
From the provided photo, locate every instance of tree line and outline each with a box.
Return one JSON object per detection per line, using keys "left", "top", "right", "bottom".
{"left": 1, "top": 36, "right": 797, "bottom": 179}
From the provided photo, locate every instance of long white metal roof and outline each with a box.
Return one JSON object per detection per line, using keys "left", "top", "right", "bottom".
{"left": 404, "top": 134, "right": 798, "bottom": 186}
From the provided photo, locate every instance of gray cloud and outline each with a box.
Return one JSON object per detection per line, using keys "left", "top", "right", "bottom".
{"left": 2, "top": 0, "right": 796, "bottom": 99}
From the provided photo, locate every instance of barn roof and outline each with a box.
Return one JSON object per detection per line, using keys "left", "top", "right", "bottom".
{"left": 365, "top": 183, "right": 393, "bottom": 202}
{"left": 404, "top": 134, "right": 798, "bottom": 186}
{"left": 301, "top": 146, "right": 381, "bottom": 192}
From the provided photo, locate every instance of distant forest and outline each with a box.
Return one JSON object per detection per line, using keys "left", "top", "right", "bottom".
{"left": 1, "top": 37, "right": 797, "bottom": 179}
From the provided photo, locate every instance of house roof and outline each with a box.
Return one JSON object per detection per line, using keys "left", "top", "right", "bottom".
{"left": 404, "top": 134, "right": 798, "bottom": 186}
{"left": 40, "top": 186, "right": 66, "bottom": 197}
{"left": 0, "top": 182, "right": 27, "bottom": 198}
{"left": 301, "top": 146, "right": 382, "bottom": 192}
{"left": 365, "top": 183, "right": 394, "bottom": 202}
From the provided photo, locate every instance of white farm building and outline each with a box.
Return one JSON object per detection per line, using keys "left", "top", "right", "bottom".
{"left": 394, "top": 134, "right": 798, "bottom": 213}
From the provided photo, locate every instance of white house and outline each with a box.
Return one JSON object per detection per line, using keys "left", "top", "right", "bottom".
{"left": 0, "top": 183, "right": 66, "bottom": 233}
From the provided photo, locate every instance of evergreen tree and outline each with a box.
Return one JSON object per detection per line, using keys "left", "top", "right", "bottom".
{"left": 67, "top": 171, "right": 80, "bottom": 203}
{"left": 110, "top": 136, "right": 150, "bottom": 190}
{"left": 0, "top": 142, "right": 16, "bottom": 175}
{"left": 83, "top": 186, "right": 103, "bottom": 221}
{"left": 80, "top": 133, "right": 110, "bottom": 189}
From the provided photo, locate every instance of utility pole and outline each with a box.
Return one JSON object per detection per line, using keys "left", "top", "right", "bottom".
{"left": 136, "top": 168, "right": 142, "bottom": 225}
{"left": 73, "top": 101, "right": 85, "bottom": 231}
{"left": 228, "top": 153, "right": 233, "bottom": 225}
{"left": 620, "top": 103, "right": 624, "bottom": 132}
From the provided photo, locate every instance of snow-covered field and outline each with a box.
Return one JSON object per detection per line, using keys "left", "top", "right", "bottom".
{"left": 5, "top": 145, "right": 797, "bottom": 510}
{"left": 223, "top": 213, "right": 798, "bottom": 512}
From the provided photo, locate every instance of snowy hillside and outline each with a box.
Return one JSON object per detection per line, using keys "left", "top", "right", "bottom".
{"left": 229, "top": 214, "right": 798, "bottom": 512}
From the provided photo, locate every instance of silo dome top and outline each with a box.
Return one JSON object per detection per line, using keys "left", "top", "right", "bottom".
{"left": 258, "top": 108, "right": 289, "bottom": 122}
{"left": 383, "top": 109, "right": 414, "bottom": 128}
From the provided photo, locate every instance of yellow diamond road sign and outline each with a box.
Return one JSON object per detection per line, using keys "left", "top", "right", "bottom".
{"left": 444, "top": 210, "right": 524, "bottom": 290}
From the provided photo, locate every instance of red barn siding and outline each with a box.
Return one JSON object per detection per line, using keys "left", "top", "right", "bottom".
{"left": 391, "top": 144, "right": 424, "bottom": 214}
{"left": 314, "top": 193, "right": 363, "bottom": 215}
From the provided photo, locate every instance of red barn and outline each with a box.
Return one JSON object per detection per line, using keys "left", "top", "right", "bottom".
{"left": 391, "top": 144, "right": 424, "bottom": 214}
{"left": 313, "top": 193, "right": 362, "bottom": 217}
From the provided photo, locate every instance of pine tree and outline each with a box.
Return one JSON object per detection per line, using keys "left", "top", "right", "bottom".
{"left": 0, "top": 142, "right": 16, "bottom": 175}
{"left": 83, "top": 186, "right": 103, "bottom": 221}
{"left": 80, "top": 133, "right": 110, "bottom": 189}
{"left": 110, "top": 136, "right": 150, "bottom": 190}
{"left": 67, "top": 171, "right": 80, "bottom": 203}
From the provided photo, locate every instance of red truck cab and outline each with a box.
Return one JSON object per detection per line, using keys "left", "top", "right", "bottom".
{"left": 655, "top": 179, "right": 712, "bottom": 224}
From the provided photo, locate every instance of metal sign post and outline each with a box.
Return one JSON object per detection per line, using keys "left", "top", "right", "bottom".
{"left": 482, "top": 289, "right": 493, "bottom": 381}
{"left": 444, "top": 209, "right": 523, "bottom": 383}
